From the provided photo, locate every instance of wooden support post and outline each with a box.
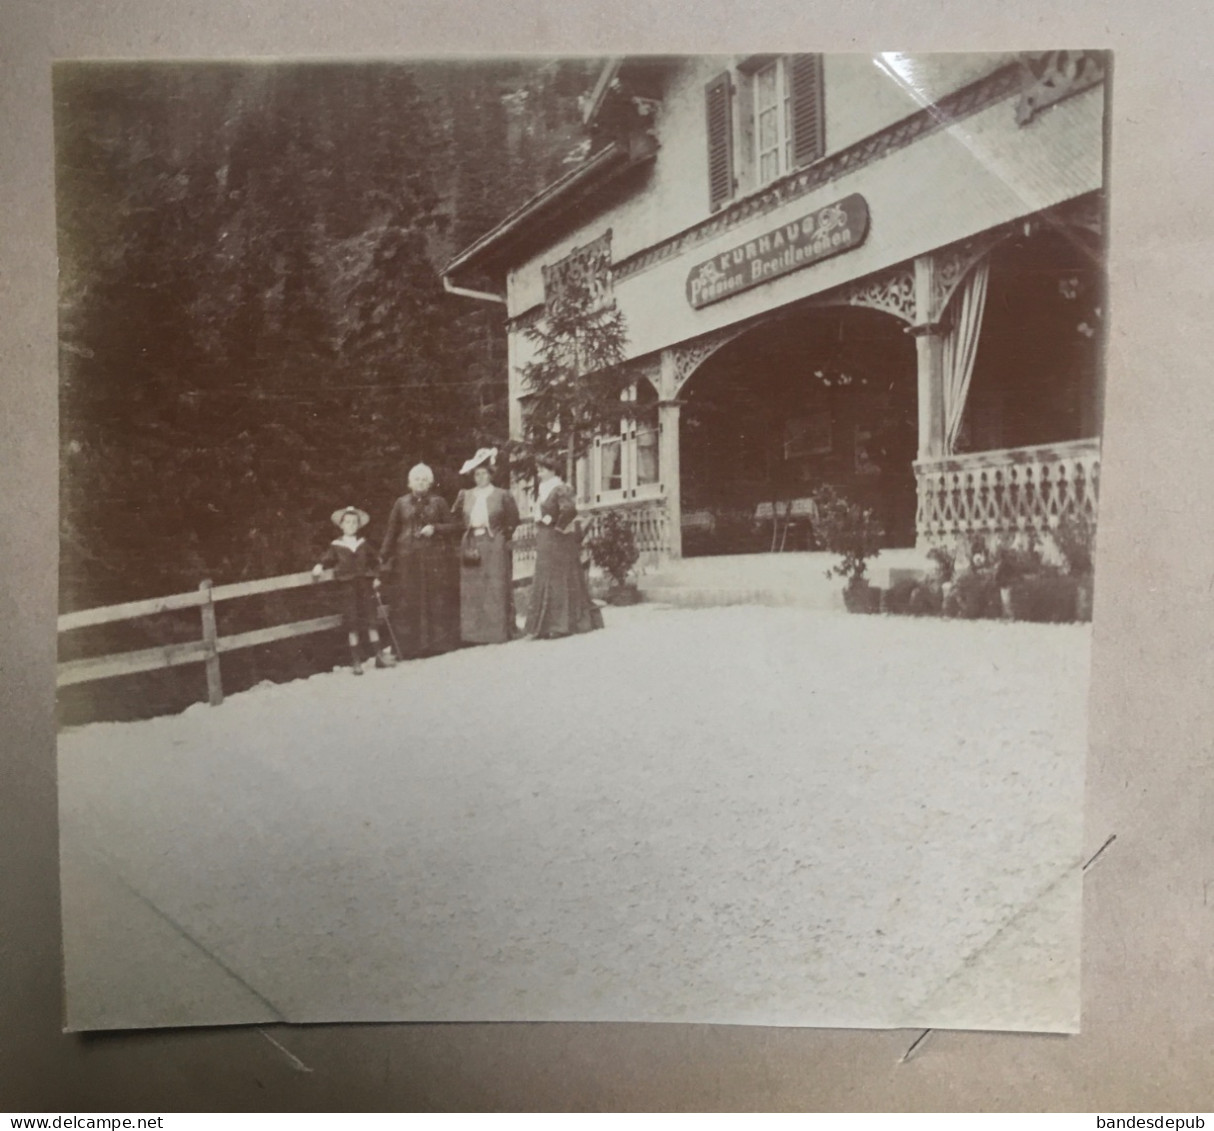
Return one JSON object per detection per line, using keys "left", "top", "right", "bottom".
{"left": 199, "top": 579, "right": 223, "bottom": 706}
{"left": 659, "top": 399, "right": 683, "bottom": 560}
{"left": 912, "top": 254, "right": 947, "bottom": 462}
{"left": 657, "top": 348, "right": 683, "bottom": 562}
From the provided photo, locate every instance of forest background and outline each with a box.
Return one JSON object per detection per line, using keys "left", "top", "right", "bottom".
{"left": 57, "top": 59, "right": 604, "bottom": 614}
{"left": 55, "top": 60, "right": 607, "bottom": 720}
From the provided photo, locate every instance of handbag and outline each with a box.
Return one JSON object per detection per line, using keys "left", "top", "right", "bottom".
{"left": 462, "top": 542, "right": 482, "bottom": 567}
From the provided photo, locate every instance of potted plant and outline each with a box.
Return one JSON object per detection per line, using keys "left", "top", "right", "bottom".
{"left": 926, "top": 543, "right": 957, "bottom": 602}
{"left": 811, "top": 485, "right": 885, "bottom": 613}
{"left": 987, "top": 536, "right": 1044, "bottom": 619}
{"left": 1051, "top": 511, "right": 1096, "bottom": 622}
{"left": 941, "top": 540, "right": 1003, "bottom": 619}
{"left": 586, "top": 509, "right": 642, "bottom": 605}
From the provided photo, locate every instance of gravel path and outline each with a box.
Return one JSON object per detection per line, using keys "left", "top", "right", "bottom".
{"left": 59, "top": 603, "right": 1089, "bottom": 1032}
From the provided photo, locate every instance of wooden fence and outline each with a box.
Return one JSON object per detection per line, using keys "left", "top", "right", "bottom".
{"left": 59, "top": 563, "right": 542, "bottom": 709}
{"left": 57, "top": 570, "right": 354, "bottom": 707}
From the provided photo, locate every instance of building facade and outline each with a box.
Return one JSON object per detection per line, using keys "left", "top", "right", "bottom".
{"left": 443, "top": 52, "right": 1108, "bottom": 568}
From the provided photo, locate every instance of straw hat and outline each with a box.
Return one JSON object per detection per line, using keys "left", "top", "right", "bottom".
{"left": 331, "top": 505, "right": 370, "bottom": 529}
{"left": 459, "top": 447, "right": 498, "bottom": 476}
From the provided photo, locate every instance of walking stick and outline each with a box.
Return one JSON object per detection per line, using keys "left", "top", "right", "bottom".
{"left": 374, "top": 586, "right": 403, "bottom": 661}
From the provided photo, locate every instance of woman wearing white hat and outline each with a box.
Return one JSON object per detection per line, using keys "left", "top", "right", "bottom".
{"left": 379, "top": 463, "right": 460, "bottom": 659}
{"left": 452, "top": 448, "right": 521, "bottom": 645}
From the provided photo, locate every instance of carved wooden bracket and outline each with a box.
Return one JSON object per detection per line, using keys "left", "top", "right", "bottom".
{"left": 1015, "top": 51, "right": 1107, "bottom": 126}
{"left": 933, "top": 232, "right": 1004, "bottom": 321}
{"left": 666, "top": 325, "right": 752, "bottom": 395}
{"left": 836, "top": 267, "right": 918, "bottom": 325}
{"left": 627, "top": 356, "right": 662, "bottom": 394}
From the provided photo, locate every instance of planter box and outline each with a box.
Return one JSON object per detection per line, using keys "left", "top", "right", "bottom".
{"left": 882, "top": 578, "right": 945, "bottom": 617}
{"left": 843, "top": 581, "right": 882, "bottom": 614}
{"left": 1006, "top": 574, "right": 1082, "bottom": 623}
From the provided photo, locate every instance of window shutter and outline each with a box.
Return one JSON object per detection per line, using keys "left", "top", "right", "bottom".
{"left": 705, "top": 72, "right": 734, "bottom": 211}
{"left": 788, "top": 54, "right": 825, "bottom": 168}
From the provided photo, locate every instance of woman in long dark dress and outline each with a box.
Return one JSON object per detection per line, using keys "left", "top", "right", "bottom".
{"left": 523, "top": 454, "right": 603, "bottom": 639}
{"left": 379, "top": 463, "right": 460, "bottom": 658}
{"left": 453, "top": 448, "right": 521, "bottom": 646}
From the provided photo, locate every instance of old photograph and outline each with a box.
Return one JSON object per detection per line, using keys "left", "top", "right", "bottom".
{"left": 55, "top": 52, "right": 1108, "bottom": 1031}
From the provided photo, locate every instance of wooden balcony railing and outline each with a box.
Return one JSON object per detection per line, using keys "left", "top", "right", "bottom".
{"left": 512, "top": 494, "right": 672, "bottom": 577}
{"left": 915, "top": 437, "right": 1100, "bottom": 542}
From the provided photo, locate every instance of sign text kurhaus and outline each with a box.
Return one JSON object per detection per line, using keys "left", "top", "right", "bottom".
{"left": 686, "top": 194, "right": 870, "bottom": 309}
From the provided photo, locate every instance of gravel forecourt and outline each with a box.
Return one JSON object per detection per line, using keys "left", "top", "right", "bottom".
{"left": 59, "top": 602, "right": 1090, "bottom": 1032}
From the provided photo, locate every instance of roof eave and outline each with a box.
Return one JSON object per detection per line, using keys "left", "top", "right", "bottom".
{"left": 443, "top": 137, "right": 654, "bottom": 283}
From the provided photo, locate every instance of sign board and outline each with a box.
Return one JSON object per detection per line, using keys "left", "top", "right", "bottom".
{"left": 686, "top": 194, "right": 870, "bottom": 309}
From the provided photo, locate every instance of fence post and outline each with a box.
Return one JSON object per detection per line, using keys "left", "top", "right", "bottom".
{"left": 199, "top": 579, "right": 223, "bottom": 706}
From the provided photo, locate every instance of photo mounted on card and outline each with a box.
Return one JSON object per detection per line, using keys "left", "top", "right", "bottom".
{"left": 55, "top": 52, "right": 1108, "bottom": 1031}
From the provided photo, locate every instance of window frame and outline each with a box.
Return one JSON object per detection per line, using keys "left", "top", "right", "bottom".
{"left": 589, "top": 380, "right": 663, "bottom": 506}
{"left": 711, "top": 54, "right": 826, "bottom": 207}
{"left": 753, "top": 57, "right": 792, "bottom": 188}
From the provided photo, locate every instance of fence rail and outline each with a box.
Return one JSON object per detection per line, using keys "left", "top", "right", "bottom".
{"left": 62, "top": 499, "right": 674, "bottom": 707}
{"left": 59, "top": 557, "right": 544, "bottom": 707}
{"left": 57, "top": 569, "right": 347, "bottom": 704}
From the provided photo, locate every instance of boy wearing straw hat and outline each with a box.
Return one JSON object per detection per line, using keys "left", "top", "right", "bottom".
{"left": 312, "top": 505, "right": 392, "bottom": 675}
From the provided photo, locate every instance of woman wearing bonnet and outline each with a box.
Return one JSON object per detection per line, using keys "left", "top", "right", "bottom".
{"left": 523, "top": 452, "right": 603, "bottom": 640}
{"left": 379, "top": 462, "right": 460, "bottom": 659}
{"left": 452, "top": 447, "right": 520, "bottom": 646}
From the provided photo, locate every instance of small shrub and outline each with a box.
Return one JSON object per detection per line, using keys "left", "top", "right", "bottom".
{"left": 944, "top": 569, "right": 1002, "bottom": 619}
{"left": 586, "top": 510, "right": 640, "bottom": 587}
{"left": 811, "top": 484, "right": 885, "bottom": 585}
{"left": 1052, "top": 511, "right": 1096, "bottom": 577}
{"left": 907, "top": 582, "right": 944, "bottom": 617}
{"left": 989, "top": 541, "right": 1044, "bottom": 588}
{"left": 927, "top": 545, "right": 956, "bottom": 583}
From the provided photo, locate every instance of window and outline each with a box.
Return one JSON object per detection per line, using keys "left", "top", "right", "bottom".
{"left": 754, "top": 59, "right": 791, "bottom": 185}
{"left": 636, "top": 424, "right": 660, "bottom": 486}
{"left": 599, "top": 437, "right": 623, "bottom": 493}
{"left": 706, "top": 55, "right": 826, "bottom": 210}
{"left": 633, "top": 379, "right": 660, "bottom": 487}
{"left": 590, "top": 379, "right": 662, "bottom": 503}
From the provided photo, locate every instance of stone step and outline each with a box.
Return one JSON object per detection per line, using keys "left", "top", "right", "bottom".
{"left": 638, "top": 584, "right": 845, "bottom": 612}
{"left": 638, "top": 551, "right": 934, "bottom": 592}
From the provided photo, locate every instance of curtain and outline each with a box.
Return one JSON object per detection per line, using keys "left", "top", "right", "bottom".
{"left": 635, "top": 425, "right": 660, "bottom": 485}
{"left": 942, "top": 258, "right": 990, "bottom": 454}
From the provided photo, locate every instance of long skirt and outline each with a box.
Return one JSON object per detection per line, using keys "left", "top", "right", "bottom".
{"left": 385, "top": 545, "right": 459, "bottom": 658}
{"left": 459, "top": 530, "right": 515, "bottom": 645}
{"left": 523, "top": 525, "right": 603, "bottom": 639}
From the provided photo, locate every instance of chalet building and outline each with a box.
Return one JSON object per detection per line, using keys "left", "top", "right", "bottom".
{"left": 442, "top": 52, "right": 1108, "bottom": 568}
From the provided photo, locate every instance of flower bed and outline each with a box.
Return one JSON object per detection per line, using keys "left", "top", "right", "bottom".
{"left": 881, "top": 514, "right": 1096, "bottom": 625}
